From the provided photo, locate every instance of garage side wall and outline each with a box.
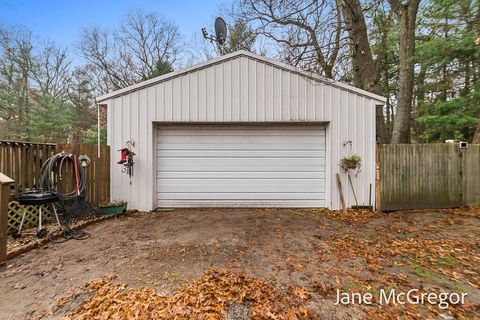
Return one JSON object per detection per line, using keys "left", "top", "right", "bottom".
{"left": 106, "top": 55, "right": 377, "bottom": 211}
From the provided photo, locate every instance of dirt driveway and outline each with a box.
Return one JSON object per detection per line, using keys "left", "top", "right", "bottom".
{"left": 0, "top": 208, "right": 479, "bottom": 319}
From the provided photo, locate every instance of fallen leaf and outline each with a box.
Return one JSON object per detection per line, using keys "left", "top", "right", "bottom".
{"left": 292, "top": 287, "right": 310, "bottom": 300}
{"left": 12, "top": 283, "right": 26, "bottom": 289}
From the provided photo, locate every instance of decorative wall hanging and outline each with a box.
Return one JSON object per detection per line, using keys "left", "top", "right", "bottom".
{"left": 118, "top": 140, "right": 135, "bottom": 184}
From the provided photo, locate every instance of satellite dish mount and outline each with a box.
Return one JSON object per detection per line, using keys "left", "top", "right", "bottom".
{"left": 202, "top": 17, "right": 228, "bottom": 55}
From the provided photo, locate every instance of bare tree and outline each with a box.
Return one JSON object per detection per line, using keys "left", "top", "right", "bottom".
{"left": 191, "top": 18, "right": 257, "bottom": 60}
{"left": 240, "top": 0, "right": 345, "bottom": 78}
{"left": 225, "top": 19, "right": 258, "bottom": 53}
{"left": 74, "top": 64, "right": 111, "bottom": 97}
{"left": 31, "top": 41, "right": 72, "bottom": 98}
{"left": 78, "top": 10, "right": 182, "bottom": 91}
{"left": 187, "top": 34, "right": 217, "bottom": 64}
{"left": 0, "top": 25, "right": 34, "bottom": 137}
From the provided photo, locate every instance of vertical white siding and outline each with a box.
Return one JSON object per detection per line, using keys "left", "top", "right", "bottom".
{"left": 106, "top": 54, "right": 379, "bottom": 211}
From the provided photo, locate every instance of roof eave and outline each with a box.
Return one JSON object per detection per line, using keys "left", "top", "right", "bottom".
{"left": 96, "top": 50, "right": 387, "bottom": 104}
{"left": 96, "top": 50, "right": 245, "bottom": 102}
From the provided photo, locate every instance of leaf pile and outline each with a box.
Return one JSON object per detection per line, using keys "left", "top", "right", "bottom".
{"left": 294, "top": 208, "right": 382, "bottom": 223}
{"left": 438, "top": 205, "right": 480, "bottom": 219}
{"left": 58, "top": 268, "right": 311, "bottom": 319}
{"left": 325, "top": 234, "right": 480, "bottom": 286}
{"left": 323, "top": 234, "right": 480, "bottom": 319}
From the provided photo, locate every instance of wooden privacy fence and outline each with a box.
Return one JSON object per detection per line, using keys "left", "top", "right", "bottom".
{"left": 0, "top": 140, "right": 110, "bottom": 232}
{"left": 56, "top": 144, "right": 110, "bottom": 207}
{"left": 0, "top": 141, "right": 56, "bottom": 197}
{"left": 379, "top": 144, "right": 480, "bottom": 211}
{"left": 0, "top": 140, "right": 110, "bottom": 205}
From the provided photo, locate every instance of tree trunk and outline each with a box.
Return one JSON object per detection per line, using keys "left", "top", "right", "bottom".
{"left": 339, "top": 0, "right": 386, "bottom": 143}
{"left": 413, "top": 64, "right": 426, "bottom": 142}
{"left": 473, "top": 114, "right": 480, "bottom": 144}
{"left": 390, "top": 0, "right": 420, "bottom": 144}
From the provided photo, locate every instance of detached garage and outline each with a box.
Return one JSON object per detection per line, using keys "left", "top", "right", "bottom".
{"left": 97, "top": 50, "right": 385, "bottom": 211}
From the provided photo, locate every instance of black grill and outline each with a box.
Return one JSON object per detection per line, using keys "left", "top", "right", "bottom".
{"left": 17, "top": 191, "right": 60, "bottom": 206}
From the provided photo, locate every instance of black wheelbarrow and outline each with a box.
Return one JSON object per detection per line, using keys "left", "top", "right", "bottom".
{"left": 12, "top": 191, "right": 64, "bottom": 239}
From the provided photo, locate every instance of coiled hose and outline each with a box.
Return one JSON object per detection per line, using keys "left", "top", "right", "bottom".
{"left": 39, "top": 152, "right": 91, "bottom": 241}
{"left": 39, "top": 153, "right": 87, "bottom": 199}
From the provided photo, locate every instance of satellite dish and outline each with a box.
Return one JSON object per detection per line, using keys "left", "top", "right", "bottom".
{"left": 214, "top": 17, "right": 227, "bottom": 46}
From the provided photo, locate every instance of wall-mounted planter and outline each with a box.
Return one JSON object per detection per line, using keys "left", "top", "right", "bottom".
{"left": 99, "top": 203, "right": 127, "bottom": 216}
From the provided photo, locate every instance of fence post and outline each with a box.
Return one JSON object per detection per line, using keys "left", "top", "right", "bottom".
{"left": 0, "top": 173, "right": 14, "bottom": 266}
{"left": 376, "top": 145, "right": 381, "bottom": 211}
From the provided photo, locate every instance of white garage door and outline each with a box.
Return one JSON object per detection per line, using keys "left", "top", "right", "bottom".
{"left": 156, "top": 124, "right": 326, "bottom": 208}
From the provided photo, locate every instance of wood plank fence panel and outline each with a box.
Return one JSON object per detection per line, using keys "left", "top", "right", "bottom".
{"left": 0, "top": 142, "right": 109, "bottom": 206}
{"left": 101, "top": 146, "right": 110, "bottom": 205}
{"left": 379, "top": 144, "right": 480, "bottom": 211}
{"left": 56, "top": 144, "right": 110, "bottom": 206}
{"left": 0, "top": 141, "right": 110, "bottom": 232}
{"left": 13, "top": 144, "right": 19, "bottom": 197}
{"left": 0, "top": 141, "right": 56, "bottom": 196}
{"left": 33, "top": 145, "right": 40, "bottom": 190}
{"left": 464, "top": 145, "right": 480, "bottom": 205}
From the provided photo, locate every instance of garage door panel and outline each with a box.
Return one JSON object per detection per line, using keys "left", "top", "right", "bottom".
{"left": 158, "top": 143, "right": 325, "bottom": 150}
{"left": 158, "top": 149, "right": 326, "bottom": 158}
{"left": 159, "top": 126, "right": 326, "bottom": 136}
{"left": 156, "top": 124, "right": 326, "bottom": 208}
{"left": 157, "top": 171, "right": 326, "bottom": 179}
{"left": 157, "top": 179, "right": 326, "bottom": 193}
{"left": 158, "top": 158, "right": 325, "bottom": 172}
{"left": 158, "top": 192, "right": 326, "bottom": 200}
{"left": 157, "top": 135, "right": 323, "bottom": 144}
{"left": 158, "top": 200, "right": 326, "bottom": 208}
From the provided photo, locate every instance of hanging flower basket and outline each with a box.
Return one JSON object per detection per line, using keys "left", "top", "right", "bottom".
{"left": 339, "top": 154, "right": 362, "bottom": 174}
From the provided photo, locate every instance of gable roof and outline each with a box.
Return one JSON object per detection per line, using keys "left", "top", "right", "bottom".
{"left": 96, "top": 50, "right": 386, "bottom": 103}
